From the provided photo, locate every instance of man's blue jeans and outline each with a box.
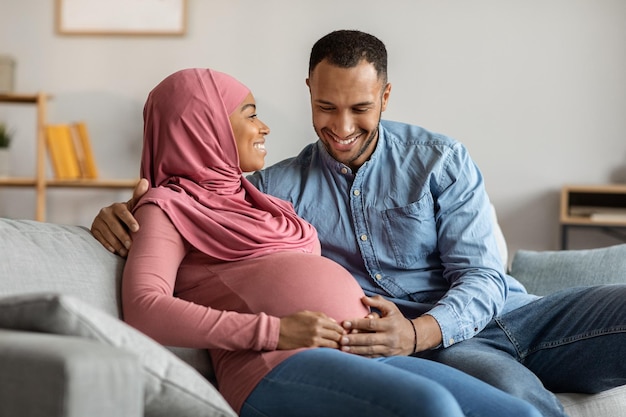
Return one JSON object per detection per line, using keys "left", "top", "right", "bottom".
{"left": 422, "top": 285, "right": 626, "bottom": 417}
{"left": 241, "top": 347, "right": 541, "bottom": 417}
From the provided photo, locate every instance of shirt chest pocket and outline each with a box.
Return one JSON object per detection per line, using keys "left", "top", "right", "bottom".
{"left": 381, "top": 196, "right": 437, "bottom": 268}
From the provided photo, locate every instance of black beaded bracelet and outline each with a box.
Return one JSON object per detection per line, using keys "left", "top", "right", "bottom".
{"left": 407, "top": 318, "right": 417, "bottom": 355}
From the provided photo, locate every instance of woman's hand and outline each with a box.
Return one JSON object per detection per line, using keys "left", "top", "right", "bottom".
{"left": 277, "top": 311, "right": 346, "bottom": 350}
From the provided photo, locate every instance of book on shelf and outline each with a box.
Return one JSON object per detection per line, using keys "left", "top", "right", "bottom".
{"left": 71, "top": 122, "right": 98, "bottom": 179}
{"left": 45, "top": 121, "right": 99, "bottom": 180}
{"left": 569, "top": 205, "right": 626, "bottom": 222}
{"left": 589, "top": 211, "right": 626, "bottom": 222}
{"left": 45, "top": 124, "right": 81, "bottom": 179}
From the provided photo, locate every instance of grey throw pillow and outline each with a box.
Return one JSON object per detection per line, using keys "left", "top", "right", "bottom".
{"left": 510, "top": 244, "right": 626, "bottom": 296}
{"left": 0, "top": 293, "right": 236, "bottom": 417}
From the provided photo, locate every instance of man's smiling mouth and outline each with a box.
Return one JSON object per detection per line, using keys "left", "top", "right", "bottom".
{"left": 327, "top": 131, "right": 361, "bottom": 146}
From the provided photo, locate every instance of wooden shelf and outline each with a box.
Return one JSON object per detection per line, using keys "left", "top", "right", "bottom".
{"left": 0, "top": 176, "right": 137, "bottom": 189}
{"left": 45, "top": 179, "right": 138, "bottom": 188}
{"left": 0, "top": 177, "right": 37, "bottom": 186}
{"left": 0, "top": 93, "right": 43, "bottom": 104}
{"left": 559, "top": 184, "right": 626, "bottom": 248}
{"left": 0, "top": 93, "right": 138, "bottom": 221}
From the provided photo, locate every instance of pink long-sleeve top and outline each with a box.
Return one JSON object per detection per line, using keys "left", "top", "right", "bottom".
{"left": 122, "top": 204, "right": 370, "bottom": 413}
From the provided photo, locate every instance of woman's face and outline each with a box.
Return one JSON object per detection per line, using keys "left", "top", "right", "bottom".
{"left": 229, "top": 93, "right": 270, "bottom": 172}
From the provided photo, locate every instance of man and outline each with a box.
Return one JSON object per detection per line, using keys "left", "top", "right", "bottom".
{"left": 92, "top": 30, "right": 626, "bottom": 417}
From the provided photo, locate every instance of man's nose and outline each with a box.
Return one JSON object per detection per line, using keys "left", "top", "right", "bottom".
{"left": 331, "top": 112, "right": 355, "bottom": 138}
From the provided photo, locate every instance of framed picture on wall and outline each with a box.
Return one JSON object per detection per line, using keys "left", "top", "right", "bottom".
{"left": 55, "top": 0, "right": 187, "bottom": 36}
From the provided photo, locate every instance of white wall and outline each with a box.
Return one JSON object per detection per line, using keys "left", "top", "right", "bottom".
{"left": 1, "top": 0, "right": 625, "bottom": 257}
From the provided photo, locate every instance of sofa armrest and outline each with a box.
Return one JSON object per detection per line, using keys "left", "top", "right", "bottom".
{"left": 0, "top": 329, "right": 143, "bottom": 417}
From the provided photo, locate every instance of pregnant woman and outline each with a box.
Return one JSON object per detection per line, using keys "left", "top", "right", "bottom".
{"left": 122, "top": 67, "right": 540, "bottom": 417}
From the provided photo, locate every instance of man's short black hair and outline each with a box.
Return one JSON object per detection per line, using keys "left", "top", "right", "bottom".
{"left": 309, "top": 30, "right": 388, "bottom": 83}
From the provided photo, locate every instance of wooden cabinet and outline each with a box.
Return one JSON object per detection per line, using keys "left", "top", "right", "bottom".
{"left": 0, "top": 93, "right": 137, "bottom": 221}
{"left": 559, "top": 184, "right": 626, "bottom": 249}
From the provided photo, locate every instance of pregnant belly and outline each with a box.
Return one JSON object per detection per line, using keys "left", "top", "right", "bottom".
{"left": 182, "top": 251, "right": 370, "bottom": 322}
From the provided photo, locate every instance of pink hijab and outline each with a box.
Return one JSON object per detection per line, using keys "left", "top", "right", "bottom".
{"left": 136, "top": 68, "right": 318, "bottom": 261}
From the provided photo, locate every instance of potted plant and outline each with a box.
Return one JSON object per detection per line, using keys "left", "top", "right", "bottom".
{"left": 0, "top": 122, "right": 13, "bottom": 177}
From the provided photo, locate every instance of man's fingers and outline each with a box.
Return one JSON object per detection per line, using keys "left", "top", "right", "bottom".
{"left": 340, "top": 339, "right": 385, "bottom": 357}
{"left": 129, "top": 178, "right": 149, "bottom": 212}
{"left": 339, "top": 330, "right": 402, "bottom": 357}
{"left": 343, "top": 316, "right": 379, "bottom": 332}
{"left": 90, "top": 203, "right": 135, "bottom": 257}
{"left": 344, "top": 296, "right": 402, "bottom": 332}
{"left": 342, "top": 331, "right": 375, "bottom": 346}
{"left": 360, "top": 295, "right": 396, "bottom": 314}
{"left": 340, "top": 300, "right": 413, "bottom": 356}
{"left": 112, "top": 203, "right": 139, "bottom": 234}
{"left": 89, "top": 179, "right": 147, "bottom": 257}
{"left": 90, "top": 222, "right": 118, "bottom": 254}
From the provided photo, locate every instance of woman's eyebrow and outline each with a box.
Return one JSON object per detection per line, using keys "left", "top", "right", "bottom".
{"left": 241, "top": 103, "right": 256, "bottom": 112}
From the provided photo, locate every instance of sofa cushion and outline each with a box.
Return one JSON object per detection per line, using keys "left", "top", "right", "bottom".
{"left": 0, "top": 293, "right": 236, "bottom": 417}
{"left": 509, "top": 244, "right": 626, "bottom": 296}
{"left": 0, "top": 218, "right": 215, "bottom": 380}
{"left": 557, "top": 385, "right": 626, "bottom": 417}
{"left": 0, "top": 219, "right": 123, "bottom": 316}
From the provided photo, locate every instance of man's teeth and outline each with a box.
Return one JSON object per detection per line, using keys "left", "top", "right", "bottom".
{"left": 335, "top": 136, "right": 357, "bottom": 145}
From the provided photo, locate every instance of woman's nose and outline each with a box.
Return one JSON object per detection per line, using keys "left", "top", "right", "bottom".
{"left": 257, "top": 118, "right": 270, "bottom": 135}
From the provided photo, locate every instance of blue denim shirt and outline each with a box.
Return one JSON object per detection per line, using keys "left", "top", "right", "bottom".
{"left": 248, "top": 120, "right": 537, "bottom": 347}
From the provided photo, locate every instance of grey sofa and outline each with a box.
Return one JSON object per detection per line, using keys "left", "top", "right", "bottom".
{"left": 0, "top": 217, "right": 625, "bottom": 417}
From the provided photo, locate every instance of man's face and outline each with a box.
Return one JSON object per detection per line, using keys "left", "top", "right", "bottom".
{"left": 306, "top": 59, "right": 391, "bottom": 171}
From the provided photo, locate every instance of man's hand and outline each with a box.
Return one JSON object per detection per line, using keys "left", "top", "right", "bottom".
{"left": 340, "top": 295, "right": 443, "bottom": 357}
{"left": 90, "top": 178, "right": 149, "bottom": 257}
{"left": 277, "top": 311, "right": 346, "bottom": 350}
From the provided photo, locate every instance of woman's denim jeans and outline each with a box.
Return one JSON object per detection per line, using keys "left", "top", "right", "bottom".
{"left": 241, "top": 347, "right": 541, "bottom": 417}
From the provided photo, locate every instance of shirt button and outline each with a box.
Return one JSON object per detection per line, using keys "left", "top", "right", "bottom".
{"left": 340, "top": 167, "right": 348, "bottom": 174}
{"left": 360, "top": 234, "right": 368, "bottom": 241}
{"left": 353, "top": 189, "right": 361, "bottom": 196}
{"left": 374, "top": 273, "right": 382, "bottom": 280}
{"left": 448, "top": 338, "right": 455, "bottom": 345}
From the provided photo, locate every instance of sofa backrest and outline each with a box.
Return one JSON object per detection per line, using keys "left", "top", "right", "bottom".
{"left": 510, "top": 243, "right": 626, "bottom": 296}
{"left": 0, "top": 218, "right": 124, "bottom": 318}
{"left": 0, "top": 217, "right": 216, "bottom": 380}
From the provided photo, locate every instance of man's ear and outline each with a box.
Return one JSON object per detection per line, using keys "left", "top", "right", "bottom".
{"left": 381, "top": 82, "right": 392, "bottom": 112}
{"left": 305, "top": 78, "right": 311, "bottom": 88}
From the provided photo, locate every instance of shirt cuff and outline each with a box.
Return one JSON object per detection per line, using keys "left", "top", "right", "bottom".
{"left": 425, "top": 305, "right": 466, "bottom": 348}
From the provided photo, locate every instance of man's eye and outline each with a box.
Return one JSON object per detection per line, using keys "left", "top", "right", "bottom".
{"left": 319, "top": 106, "right": 334, "bottom": 112}
{"left": 354, "top": 108, "right": 369, "bottom": 113}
